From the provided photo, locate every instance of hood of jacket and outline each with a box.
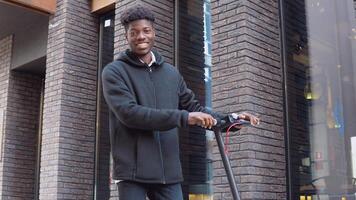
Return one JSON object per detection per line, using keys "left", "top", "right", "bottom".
{"left": 117, "top": 49, "right": 165, "bottom": 68}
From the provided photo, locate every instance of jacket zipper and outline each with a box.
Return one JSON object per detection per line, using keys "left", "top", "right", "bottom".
{"left": 157, "top": 133, "right": 166, "bottom": 184}
{"left": 147, "top": 65, "right": 166, "bottom": 184}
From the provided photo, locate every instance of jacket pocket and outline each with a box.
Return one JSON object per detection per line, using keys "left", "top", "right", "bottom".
{"left": 135, "top": 133, "right": 164, "bottom": 181}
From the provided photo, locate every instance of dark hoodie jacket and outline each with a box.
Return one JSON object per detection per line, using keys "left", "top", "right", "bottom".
{"left": 102, "top": 49, "right": 220, "bottom": 184}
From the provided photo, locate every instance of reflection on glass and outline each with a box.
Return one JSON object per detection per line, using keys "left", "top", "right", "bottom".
{"left": 204, "top": 0, "right": 212, "bottom": 110}
{"left": 177, "top": 0, "right": 213, "bottom": 199}
{"left": 285, "top": 0, "right": 356, "bottom": 199}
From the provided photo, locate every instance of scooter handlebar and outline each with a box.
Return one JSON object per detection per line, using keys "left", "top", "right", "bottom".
{"left": 213, "top": 113, "right": 260, "bottom": 132}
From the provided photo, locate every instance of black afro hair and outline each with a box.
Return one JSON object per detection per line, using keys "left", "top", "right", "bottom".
{"left": 120, "top": 5, "right": 155, "bottom": 30}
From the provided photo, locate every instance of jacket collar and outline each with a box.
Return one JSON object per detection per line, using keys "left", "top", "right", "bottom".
{"left": 117, "top": 49, "right": 164, "bottom": 68}
{"left": 139, "top": 51, "right": 156, "bottom": 67}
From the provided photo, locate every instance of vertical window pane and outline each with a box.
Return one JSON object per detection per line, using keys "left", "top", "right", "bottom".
{"left": 95, "top": 12, "right": 115, "bottom": 200}
{"left": 177, "top": 0, "right": 213, "bottom": 199}
{"left": 284, "top": 0, "right": 356, "bottom": 199}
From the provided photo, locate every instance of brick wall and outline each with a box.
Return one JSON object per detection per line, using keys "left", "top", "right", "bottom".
{"left": 0, "top": 35, "right": 12, "bottom": 199}
{"left": 0, "top": 36, "right": 43, "bottom": 200}
{"left": 211, "top": 0, "right": 286, "bottom": 199}
{"left": 39, "top": 0, "right": 99, "bottom": 199}
{"left": 0, "top": 35, "right": 12, "bottom": 124}
{"left": 2, "top": 72, "right": 42, "bottom": 200}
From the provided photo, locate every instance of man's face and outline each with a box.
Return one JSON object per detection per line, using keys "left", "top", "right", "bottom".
{"left": 126, "top": 19, "right": 155, "bottom": 57}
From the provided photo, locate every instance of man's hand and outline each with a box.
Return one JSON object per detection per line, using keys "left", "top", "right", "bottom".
{"left": 238, "top": 112, "right": 260, "bottom": 126}
{"left": 188, "top": 112, "right": 215, "bottom": 129}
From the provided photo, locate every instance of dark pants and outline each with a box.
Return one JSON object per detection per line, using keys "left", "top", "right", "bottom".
{"left": 117, "top": 181, "right": 183, "bottom": 200}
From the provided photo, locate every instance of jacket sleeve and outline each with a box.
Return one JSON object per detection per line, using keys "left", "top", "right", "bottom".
{"left": 178, "top": 75, "right": 226, "bottom": 120}
{"left": 102, "top": 66, "right": 189, "bottom": 131}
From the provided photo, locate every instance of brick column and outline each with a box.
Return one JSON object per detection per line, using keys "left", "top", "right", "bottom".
{"left": 0, "top": 35, "right": 13, "bottom": 199}
{"left": 211, "top": 0, "right": 286, "bottom": 199}
{"left": 39, "top": 0, "right": 99, "bottom": 199}
{"left": 0, "top": 35, "right": 43, "bottom": 200}
{"left": 0, "top": 36, "right": 12, "bottom": 136}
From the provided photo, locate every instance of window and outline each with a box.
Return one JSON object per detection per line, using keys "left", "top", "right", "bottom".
{"left": 176, "top": 0, "right": 213, "bottom": 199}
{"left": 284, "top": 0, "right": 356, "bottom": 199}
{"left": 94, "top": 11, "right": 116, "bottom": 200}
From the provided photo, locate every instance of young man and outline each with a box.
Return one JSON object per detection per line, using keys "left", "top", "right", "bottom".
{"left": 102, "top": 5, "right": 258, "bottom": 200}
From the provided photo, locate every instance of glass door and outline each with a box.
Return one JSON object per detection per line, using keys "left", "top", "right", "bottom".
{"left": 283, "top": 0, "right": 356, "bottom": 199}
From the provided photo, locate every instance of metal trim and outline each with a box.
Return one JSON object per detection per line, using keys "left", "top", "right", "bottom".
{"left": 277, "top": 0, "right": 292, "bottom": 199}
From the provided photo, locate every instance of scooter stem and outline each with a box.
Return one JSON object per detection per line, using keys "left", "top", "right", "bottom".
{"left": 213, "top": 127, "right": 241, "bottom": 200}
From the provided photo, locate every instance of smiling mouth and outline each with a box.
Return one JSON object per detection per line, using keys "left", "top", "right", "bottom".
{"left": 137, "top": 43, "right": 149, "bottom": 48}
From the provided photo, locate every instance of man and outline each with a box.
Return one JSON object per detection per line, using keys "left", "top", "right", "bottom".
{"left": 102, "top": 5, "right": 258, "bottom": 200}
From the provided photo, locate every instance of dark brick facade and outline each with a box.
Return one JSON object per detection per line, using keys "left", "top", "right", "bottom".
{"left": 3, "top": 72, "right": 42, "bottom": 200}
{"left": 0, "top": 36, "right": 12, "bottom": 130}
{"left": 0, "top": 36, "right": 43, "bottom": 200}
{"left": 1, "top": 0, "right": 289, "bottom": 199}
{"left": 211, "top": 0, "right": 286, "bottom": 199}
{"left": 38, "top": 0, "right": 99, "bottom": 199}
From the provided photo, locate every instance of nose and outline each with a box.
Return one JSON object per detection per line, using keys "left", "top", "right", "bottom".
{"left": 137, "top": 31, "right": 145, "bottom": 40}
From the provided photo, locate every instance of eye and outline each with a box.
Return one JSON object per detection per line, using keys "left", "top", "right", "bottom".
{"left": 144, "top": 29, "right": 152, "bottom": 34}
{"left": 129, "top": 31, "right": 137, "bottom": 37}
